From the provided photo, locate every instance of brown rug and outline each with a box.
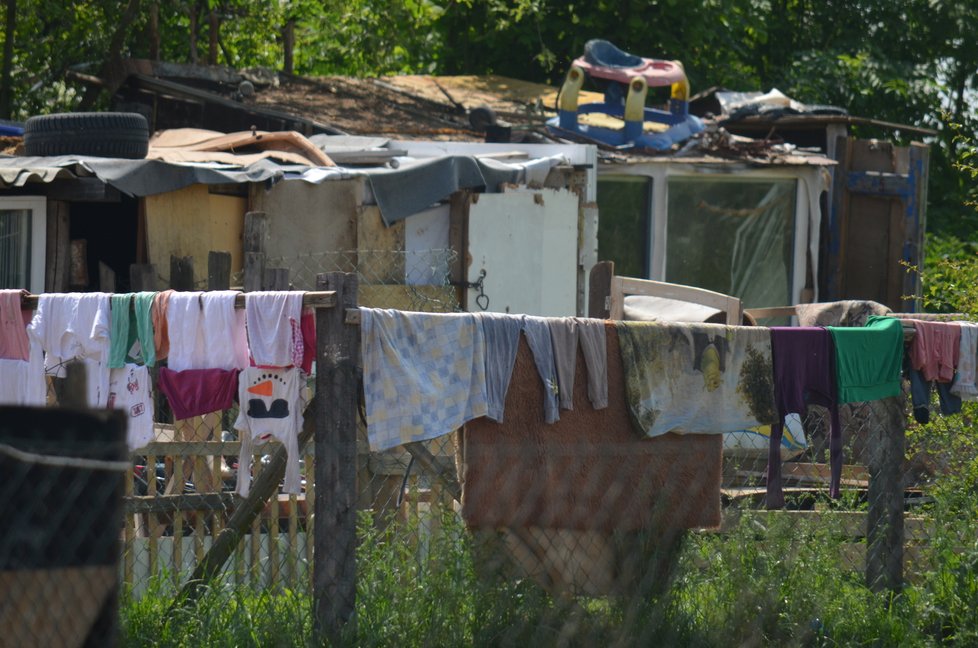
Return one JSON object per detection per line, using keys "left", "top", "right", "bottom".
{"left": 461, "top": 323, "right": 722, "bottom": 533}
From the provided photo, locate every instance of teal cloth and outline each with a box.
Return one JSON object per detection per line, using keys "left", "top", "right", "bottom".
{"left": 109, "top": 292, "right": 157, "bottom": 368}
{"left": 828, "top": 315, "right": 904, "bottom": 403}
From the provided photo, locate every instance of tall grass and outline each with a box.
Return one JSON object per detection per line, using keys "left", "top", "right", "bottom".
{"left": 121, "top": 484, "right": 978, "bottom": 647}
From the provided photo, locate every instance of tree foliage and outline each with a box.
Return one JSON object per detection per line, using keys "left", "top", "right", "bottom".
{"left": 0, "top": 0, "right": 976, "bottom": 237}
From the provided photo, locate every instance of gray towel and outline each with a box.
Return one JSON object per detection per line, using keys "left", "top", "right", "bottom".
{"left": 577, "top": 317, "right": 609, "bottom": 409}
{"left": 477, "top": 312, "right": 523, "bottom": 422}
{"left": 522, "top": 315, "right": 560, "bottom": 424}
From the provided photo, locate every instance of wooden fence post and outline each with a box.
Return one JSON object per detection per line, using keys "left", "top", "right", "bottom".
{"left": 262, "top": 268, "right": 290, "bottom": 290}
{"left": 865, "top": 396, "right": 905, "bottom": 592}
{"left": 314, "top": 272, "right": 359, "bottom": 642}
{"left": 243, "top": 212, "right": 268, "bottom": 293}
{"left": 207, "top": 251, "right": 232, "bottom": 290}
{"left": 169, "top": 255, "right": 194, "bottom": 291}
{"left": 129, "top": 264, "right": 158, "bottom": 292}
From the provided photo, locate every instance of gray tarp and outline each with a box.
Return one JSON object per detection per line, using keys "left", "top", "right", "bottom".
{"left": 0, "top": 152, "right": 527, "bottom": 225}
{"left": 364, "top": 156, "right": 520, "bottom": 225}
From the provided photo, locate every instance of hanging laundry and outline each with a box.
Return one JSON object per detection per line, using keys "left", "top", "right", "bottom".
{"left": 166, "top": 291, "right": 249, "bottom": 371}
{"left": 548, "top": 316, "right": 609, "bottom": 411}
{"left": 616, "top": 321, "right": 776, "bottom": 437}
{"left": 360, "top": 308, "right": 488, "bottom": 452}
{"left": 827, "top": 316, "right": 904, "bottom": 403}
{"left": 549, "top": 317, "right": 580, "bottom": 411}
{"left": 27, "top": 293, "right": 112, "bottom": 407}
{"left": 522, "top": 315, "right": 560, "bottom": 424}
{"left": 908, "top": 319, "right": 960, "bottom": 383}
{"left": 766, "top": 327, "right": 842, "bottom": 508}
{"left": 476, "top": 312, "right": 522, "bottom": 423}
{"left": 951, "top": 322, "right": 978, "bottom": 400}
{"left": 109, "top": 292, "right": 157, "bottom": 368}
{"left": 244, "top": 291, "right": 304, "bottom": 367}
{"left": 235, "top": 366, "right": 304, "bottom": 497}
{"left": 577, "top": 317, "right": 609, "bottom": 410}
{"left": 0, "top": 356, "right": 46, "bottom": 406}
{"left": 157, "top": 367, "right": 239, "bottom": 420}
{"left": 0, "top": 289, "right": 31, "bottom": 361}
{"left": 108, "top": 364, "right": 155, "bottom": 451}
{"left": 151, "top": 289, "right": 175, "bottom": 362}
{"left": 906, "top": 355, "right": 960, "bottom": 424}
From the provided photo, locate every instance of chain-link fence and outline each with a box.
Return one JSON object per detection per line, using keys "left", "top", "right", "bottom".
{"left": 6, "top": 279, "right": 978, "bottom": 645}
{"left": 235, "top": 248, "right": 461, "bottom": 313}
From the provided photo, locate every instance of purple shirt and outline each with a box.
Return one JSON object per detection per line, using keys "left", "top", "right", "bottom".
{"left": 767, "top": 327, "right": 842, "bottom": 508}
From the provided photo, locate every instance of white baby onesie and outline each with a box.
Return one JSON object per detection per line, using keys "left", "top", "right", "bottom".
{"left": 234, "top": 366, "right": 304, "bottom": 497}
{"left": 108, "top": 364, "right": 155, "bottom": 451}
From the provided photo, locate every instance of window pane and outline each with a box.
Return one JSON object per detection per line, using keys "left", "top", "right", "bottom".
{"left": 0, "top": 209, "right": 31, "bottom": 289}
{"left": 666, "top": 178, "right": 796, "bottom": 308}
{"left": 596, "top": 177, "right": 652, "bottom": 278}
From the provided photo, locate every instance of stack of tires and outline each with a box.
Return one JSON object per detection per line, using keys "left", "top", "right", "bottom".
{"left": 23, "top": 112, "right": 150, "bottom": 159}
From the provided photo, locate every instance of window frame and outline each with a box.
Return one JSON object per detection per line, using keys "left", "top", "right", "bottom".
{"left": 0, "top": 196, "right": 47, "bottom": 293}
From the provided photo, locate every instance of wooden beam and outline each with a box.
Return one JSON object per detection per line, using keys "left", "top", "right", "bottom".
{"left": 314, "top": 271, "right": 359, "bottom": 642}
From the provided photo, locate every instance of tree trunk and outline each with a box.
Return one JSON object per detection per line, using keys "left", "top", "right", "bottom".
{"left": 148, "top": 1, "right": 159, "bottom": 61}
{"left": 189, "top": 2, "right": 198, "bottom": 64}
{"left": 0, "top": 0, "right": 15, "bottom": 119}
{"left": 282, "top": 18, "right": 295, "bottom": 75}
{"left": 77, "top": 0, "right": 141, "bottom": 110}
{"left": 208, "top": 9, "right": 219, "bottom": 65}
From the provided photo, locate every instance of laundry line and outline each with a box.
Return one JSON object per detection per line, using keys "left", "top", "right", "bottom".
{"left": 18, "top": 290, "right": 338, "bottom": 310}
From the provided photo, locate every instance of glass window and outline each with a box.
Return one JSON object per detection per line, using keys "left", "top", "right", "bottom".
{"left": 0, "top": 198, "right": 46, "bottom": 292}
{"left": 596, "top": 177, "right": 651, "bottom": 278}
{"left": 666, "top": 178, "right": 796, "bottom": 308}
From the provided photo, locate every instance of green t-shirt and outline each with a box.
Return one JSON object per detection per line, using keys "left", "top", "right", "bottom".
{"left": 827, "top": 315, "right": 904, "bottom": 404}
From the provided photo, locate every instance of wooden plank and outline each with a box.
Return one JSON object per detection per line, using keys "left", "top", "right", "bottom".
{"left": 243, "top": 211, "right": 268, "bottom": 293}
{"left": 169, "top": 255, "right": 194, "bottom": 291}
{"left": 262, "top": 267, "right": 290, "bottom": 290}
{"left": 305, "top": 450, "right": 315, "bottom": 589}
{"left": 588, "top": 260, "right": 613, "bottom": 319}
{"left": 314, "top": 272, "right": 359, "bottom": 642}
{"left": 129, "top": 264, "right": 158, "bottom": 292}
{"left": 125, "top": 493, "right": 235, "bottom": 514}
{"left": 828, "top": 135, "right": 852, "bottom": 301}
{"left": 172, "top": 454, "right": 185, "bottom": 587}
{"left": 866, "top": 396, "right": 906, "bottom": 592}
{"left": 44, "top": 200, "right": 71, "bottom": 292}
{"left": 207, "top": 251, "right": 232, "bottom": 290}
{"left": 147, "top": 452, "right": 159, "bottom": 580}
{"left": 124, "top": 457, "right": 135, "bottom": 588}
{"left": 98, "top": 261, "right": 116, "bottom": 293}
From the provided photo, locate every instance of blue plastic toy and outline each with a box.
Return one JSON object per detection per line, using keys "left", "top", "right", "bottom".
{"left": 547, "top": 39, "right": 703, "bottom": 151}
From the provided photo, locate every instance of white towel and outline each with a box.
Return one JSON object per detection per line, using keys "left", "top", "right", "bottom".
{"left": 245, "top": 291, "right": 304, "bottom": 367}
{"left": 166, "top": 291, "right": 249, "bottom": 371}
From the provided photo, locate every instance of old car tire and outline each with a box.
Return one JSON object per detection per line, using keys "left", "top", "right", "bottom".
{"left": 24, "top": 112, "right": 150, "bottom": 159}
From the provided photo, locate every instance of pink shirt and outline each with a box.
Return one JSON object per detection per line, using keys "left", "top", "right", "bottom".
{"left": 910, "top": 320, "right": 961, "bottom": 383}
{"left": 0, "top": 289, "right": 31, "bottom": 361}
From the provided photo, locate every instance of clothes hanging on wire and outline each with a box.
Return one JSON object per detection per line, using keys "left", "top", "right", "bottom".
{"left": 235, "top": 366, "right": 304, "bottom": 497}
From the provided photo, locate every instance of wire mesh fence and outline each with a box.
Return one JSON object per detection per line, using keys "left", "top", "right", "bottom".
{"left": 5, "top": 275, "right": 978, "bottom": 645}
{"left": 235, "top": 248, "right": 461, "bottom": 313}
